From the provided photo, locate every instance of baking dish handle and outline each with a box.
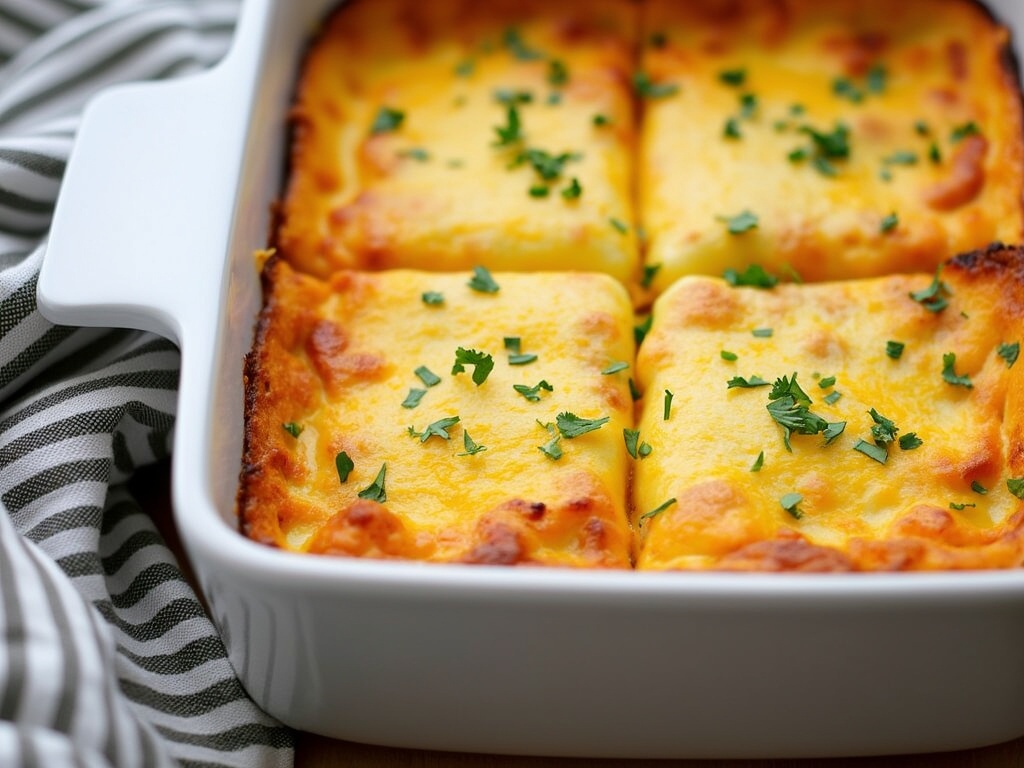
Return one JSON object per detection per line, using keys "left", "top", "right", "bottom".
{"left": 38, "top": 68, "right": 248, "bottom": 345}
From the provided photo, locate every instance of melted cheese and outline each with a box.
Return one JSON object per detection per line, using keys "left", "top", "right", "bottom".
{"left": 639, "top": 0, "right": 1024, "bottom": 292}
{"left": 241, "top": 260, "right": 635, "bottom": 567}
{"left": 279, "top": 0, "right": 639, "bottom": 282}
{"left": 633, "top": 245, "right": 1024, "bottom": 571}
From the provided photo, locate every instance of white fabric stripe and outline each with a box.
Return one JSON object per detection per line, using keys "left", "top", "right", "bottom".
{"left": 105, "top": 614, "right": 223, "bottom": 659}
{"left": 0, "top": 433, "right": 113, "bottom": 491}
{"left": 139, "top": 696, "right": 283, "bottom": 734}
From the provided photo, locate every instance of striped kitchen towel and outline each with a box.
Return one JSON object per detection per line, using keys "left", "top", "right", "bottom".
{"left": 0, "top": 1, "right": 293, "bottom": 767}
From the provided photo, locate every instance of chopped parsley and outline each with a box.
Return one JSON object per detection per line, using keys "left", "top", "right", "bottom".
{"left": 739, "top": 92, "right": 758, "bottom": 118}
{"left": 1008, "top": 478, "right": 1024, "bottom": 499}
{"left": 971, "top": 481, "right": 988, "bottom": 495}
{"left": 663, "top": 389, "right": 673, "bottom": 420}
{"left": 504, "top": 337, "right": 537, "bottom": 365}
{"left": 718, "top": 68, "right": 747, "bottom": 86}
{"left": 335, "top": 451, "right": 354, "bottom": 484}
{"left": 634, "top": 315, "right": 653, "bottom": 345}
{"left": 356, "top": 463, "right": 387, "bottom": 502}
{"left": 723, "top": 263, "right": 777, "bottom": 288}
{"left": 723, "top": 117, "right": 742, "bottom": 139}
{"left": 493, "top": 89, "right": 533, "bottom": 106}
{"left": 370, "top": 107, "right": 405, "bottom": 134}
{"left": 628, "top": 377, "right": 641, "bottom": 402}
{"left": 514, "top": 148, "right": 579, "bottom": 181}
{"left": 467, "top": 265, "right": 500, "bottom": 293}
{"left": 765, "top": 373, "right": 835, "bottom": 451}
{"left": 882, "top": 151, "right": 918, "bottom": 166}
{"left": 509, "top": 353, "right": 537, "bottom": 365}
{"left": 458, "top": 431, "right": 487, "bottom": 456}
{"left": 998, "top": 342, "right": 1020, "bottom": 368}
{"left": 562, "top": 177, "right": 582, "bottom": 200}
{"left": 548, "top": 59, "right": 568, "bottom": 86}
{"left": 818, "top": 376, "right": 836, "bottom": 389}
{"left": 750, "top": 451, "right": 764, "bottom": 472}
{"left": 949, "top": 502, "right": 976, "bottom": 511}
{"left": 454, "top": 59, "right": 474, "bottom": 77}
{"left": 822, "top": 421, "right": 846, "bottom": 444}
{"left": 719, "top": 210, "right": 759, "bottom": 234}
{"left": 823, "top": 391, "right": 842, "bottom": 405}
{"left": 282, "top": 422, "right": 303, "bottom": 438}
{"left": 415, "top": 366, "right": 441, "bottom": 387}
{"left": 639, "top": 498, "right": 677, "bottom": 524}
{"left": 780, "top": 492, "right": 804, "bottom": 519}
{"left": 832, "top": 77, "right": 864, "bottom": 103}
{"left": 409, "top": 415, "right": 460, "bottom": 443}
{"left": 641, "top": 263, "right": 661, "bottom": 289}
{"left": 869, "top": 408, "right": 899, "bottom": 445}
{"left": 721, "top": 350, "right": 738, "bottom": 362}
{"left": 951, "top": 121, "right": 980, "bottom": 143}
{"left": 853, "top": 439, "right": 888, "bottom": 464}
{"left": 886, "top": 341, "right": 905, "bottom": 360}
{"left": 609, "top": 217, "right": 629, "bottom": 234}
{"left": 592, "top": 113, "right": 610, "bottom": 127}
{"left": 909, "top": 267, "right": 952, "bottom": 313}
{"left": 529, "top": 185, "right": 550, "bottom": 198}
{"left": 929, "top": 143, "right": 942, "bottom": 164}
{"left": 503, "top": 27, "right": 542, "bottom": 61}
{"left": 899, "top": 433, "right": 923, "bottom": 450}
{"left": 398, "top": 147, "right": 430, "bottom": 162}
{"left": 493, "top": 105, "right": 523, "bottom": 146}
{"left": 401, "top": 388, "right": 427, "bottom": 409}
{"left": 649, "top": 31, "right": 668, "bottom": 49}
{"left": 880, "top": 212, "right": 899, "bottom": 233}
{"left": 452, "top": 347, "right": 495, "bottom": 385}
{"left": 623, "top": 428, "right": 651, "bottom": 460}
{"left": 802, "top": 122, "right": 850, "bottom": 159}
{"left": 602, "top": 361, "right": 629, "bottom": 375}
{"left": 866, "top": 64, "right": 887, "bottom": 93}
{"left": 727, "top": 375, "right": 769, "bottom": 389}
{"left": 632, "top": 71, "right": 679, "bottom": 100}
{"left": 556, "top": 411, "right": 609, "bottom": 439}
{"left": 752, "top": 328, "right": 773, "bottom": 338}
{"left": 537, "top": 421, "right": 562, "bottom": 460}
{"left": 513, "top": 380, "right": 553, "bottom": 402}
{"left": 421, "top": 291, "right": 444, "bottom": 306}
{"left": 941, "top": 352, "right": 973, "bottom": 389}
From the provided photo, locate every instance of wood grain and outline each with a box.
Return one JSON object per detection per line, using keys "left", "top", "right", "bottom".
{"left": 132, "top": 459, "right": 1024, "bottom": 768}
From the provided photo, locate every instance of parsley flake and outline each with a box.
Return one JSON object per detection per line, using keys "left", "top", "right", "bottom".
{"left": 452, "top": 347, "right": 495, "bottom": 385}
{"left": 663, "top": 389, "right": 673, "bottom": 420}
{"left": 880, "top": 212, "right": 899, "bottom": 233}
{"left": 752, "top": 328, "right": 773, "bottom": 338}
{"left": 909, "top": 267, "right": 952, "bottom": 313}
{"left": 410, "top": 415, "right": 461, "bottom": 443}
{"left": 609, "top": 217, "right": 629, "bottom": 234}
{"left": 592, "top": 114, "right": 610, "bottom": 127}
{"left": 421, "top": 291, "right": 444, "bottom": 306}
{"left": 883, "top": 151, "right": 918, "bottom": 166}
{"left": 562, "top": 177, "right": 582, "bottom": 200}
{"left": 634, "top": 315, "right": 653, "bottom": 345}
{"left": 458, "top": 431, "right": 487, "bottom": 456}
{"left": 941, "top": 352, "right": 973, "bottom": 389}
{"left": 724, "top": 264, "right": 777, "bottom": 288}
{"left": 632, "top": 71, "right": 679, "bottom": 100}
{"left": 356, "top": 463, "right": 387, "bottom": 502}
{"left": 335, "top": 451, "right": 354, "bottom": 484}
{"left": 750, "top": 451, "right": 764, "bottom": 472}
{"left": 823, "top": 421, "right": 846, "bottom": 444}
{"left": 866, "top": 64, "right": 887, "bottom": 93}
{"left": 727, "top": 375, "right": 769, "bottom": 389}
{"left": 602, "top": 361, "right": 629, "bottom": 375}
{"left": 895, "top": 433, "right": 922, "bottom": 451}
{"left": 556, "top": 412, "right": 609, "bottom": 439}
{"left": 503, "top": 27, "right": 542, "bottom": 61}
{"left": 971, "top": 481, "right": 988, "bottom": 495}
{"left": 493, "top": 105, "right": 523, "bottom": 146}
{"left": 766, "top": 373, "right": 831, "bottom": 451}
{"left": 628, "top": 378, "right": 641, "bottom": 402}
{"left": 719, "top": 68, "right": 747, "bottom": 86}
{"left": 818, "top": 376, "right": 836, "bottom": 389}
{"left": 853, "top": 439, "right": 888, "bottom": 464}
{"left": 454, "top": 59, "right": 474, "bottom": 77}
{"left": 929, "top": 142, "right": 942, "bottom": 164}
{"left": 528, "top": 185, "right": 550, "bottom": 198}
{"left": 641, "top": 263, "right": 661, "bottom": 289}
{"left": 639, "top": 498, "right": 677, "bottom": 524}
{"left": 780, "top": 492, "right": 804, "bottom": 519}
{"left": 513, "top": 380, "right": 553, "bottom": 402}
{"left": 401, "top": 388, "right": 427, "bottom": 409}
{"left": 723, "top": 117, "right": 742, "bottom": 139}
{"left": 282, "top": 422, "right": 303, "bottom": 438}
{"left": 537, "top": 422, "right": 562, "bottom": 460}
{"left": 832, "top": 77, "right": 864, "bottom": 103}
{"left": 998, "top": 342, "right": 1020, "bottom": 368}
{"left": 869, "top": 408, "right": 899, "bottom": 444}
{"left": 721, "top": 350, "right": 738, "bottom": 362}
{"left": 886, "top": 341, "right": 905, "bottom": 360}
{"left": 370, "top": 107, "right": 405, "bottom": 134}
{"left": 623, "top": 428, "right": 643, "bottom": 459}
{"left": 719, "top": 210, "right": 759, "bottom": 234}
{"left": 950, "top": 502, "right": 976, "bottom": 511}
{"left": 398, "top": 147, "right": 430, "bottom": 162}
{"left": 548, "top": 59, "right": 568, "bottom": 87}
{"left": 467, "top": 265, "right": 500, "bottom": 293}
{"left": 823, "top": 391, "right": 842, "bottom": 405}
{"left": 415, "top": 366, "right": 441, "bottom": 387}
{"left": 951, "top": 121, "right": 980, "bottom": 143}
{"left": 1007, "top": 478, "right": 1024, "bottom": 499}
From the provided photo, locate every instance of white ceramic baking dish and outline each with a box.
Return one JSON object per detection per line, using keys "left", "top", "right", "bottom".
{"left": 37, "top": 0, "right": 1024, "bottom": 758}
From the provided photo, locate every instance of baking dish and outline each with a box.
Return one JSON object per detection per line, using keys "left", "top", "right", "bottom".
{"left": 36, "top": 0, "right": 1024, "bottom": 758}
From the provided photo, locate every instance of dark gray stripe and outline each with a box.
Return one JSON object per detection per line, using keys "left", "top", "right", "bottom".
{"left": 0, "top": 147, "right": 67, "bottom": 178}
{"left": 0, "top": 183, "right": 55, "bottom": 214}
{"left": 0, "top": 4, "right": 44, "bottom": 39}
{"left": 77, "top": 571, "right": 119, "bottom": 765}
{"left": 100, "top": 494, "right": 140, "bottom": 536}
{"left": 111, "top": 430, "right": 133, "bottom": 475}
{"left": 0, "top": 534, "right": 27, "bottom": 720}
{"left": 17, "top": 726, "right": 39, "bottom": 768}
{"left": 23, "top": 504, "right": 102, "bottom": 543}
{"left": 0, "top": 367, "right": 178, "bottom": 435}
{"left": 2, "top": 457, "right": 110, "bottom": 511}
{"left": 120, "top": 677, "right": 249, "bottom": 719}
{"left": 108, "top": 562, "right": 182, "bottom": 609}
{"left": 93, "top": 598, "right": 206, "bottom": 644}
{"left": 0, "top": 275, "right": 37, "bottom": 337}
{"left": 118, "top": 635, "right": 227, "bottom": 676}
{"left": 158, "top": 723, "right": 293, "bottom": 752}
{"left": 58, "top": 529, "right": 161, "bottom": 578}
{"left": 0, "top": 323, "right": 77, "bottom": 392}
{"left": 0, "top": 20, "right": 235, "bottom": 128}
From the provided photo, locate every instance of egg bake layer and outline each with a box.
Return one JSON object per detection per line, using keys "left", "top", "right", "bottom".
{"left": 634, "top": 243, "right": 1024, "bottom": 571}
{"left": 638, "top": 0, "right": 1024, "bottom": 290}
{"left": 240, "top": 259, "right": 635, "bottom": 566}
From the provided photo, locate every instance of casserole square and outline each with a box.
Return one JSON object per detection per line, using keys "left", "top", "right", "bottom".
{"left": 634, "top": 243, "right": 1024, "bottom": 571}
{"left": 277, "top": 0, "right": 640, "bottom": 283}
{"left": 240, "top": 258, "right": 635, "bottom": 567}
{"left": 639, "top": 0, "right": 1024, "bottom": 291}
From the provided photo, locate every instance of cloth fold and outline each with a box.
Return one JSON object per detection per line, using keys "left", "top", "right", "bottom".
{"left": 0, "top": 2, "right": 294, "bottom": 766}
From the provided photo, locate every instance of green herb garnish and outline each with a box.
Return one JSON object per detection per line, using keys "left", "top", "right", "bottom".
{"left": 971, "top": 481, "right": 988, "bottom": 495}
{"left": 641, "top": 263, "right": 661, "bottom": 288}
{"left": 635, "top": 315, "right": 653, "bottom": 345}
{"left": 410, "top": 415, "right": 461, "bottom": 443}
{"left": 415, "top": 366, "right": 441, "bottom": 387}
{"left": 602, "top": 361, "right": 629, "bottom": 375}
{"left": 421, "top": 291, "right": 444, "bottom": 306}
{"left": 721, "top": 350, "right": 738, "bottom": 362}
{"left": 335, "top": 451, "right": 354, "bottom": 484}
{"left": 663, "top": 389, "right": 673, "bottom": 420}
{"left": 752, "top": 327, "right": 773, "bottom": 338}
{"left": 869, "top": 408, "right": 899, "bottom": 444}
{"left": 853, "top": 439, "right": 888, "bottom": 464}
{"left": 556, "top": 412, "right": 609, "bottom": 439}
{"left": 723, "top": 263, "right": 776, "bottom": 287}
{"left": 723, "top": 117, "right": 742, "bottom": 139}
{"left": 493, "top": 105, "right": 523, "bottom": 146}
{"left": 401, "top": 388, "right": 427, "bottom": 409}
{"left": 562, "top": 177, "right": 582, "bottom": 200}
{"left": 356, "top": 463, "right": 386, "bottom": 502}
{"left": 899, "top": 433, "right": 923, "bottom": 450}
{"left": 998, "top": 342, "right": 1020, "bottom": 368}
{"left": 750, "top": 451, "right": 764, "bottom": 472}
{"left": 823, "top": 391, "right": 842, "bottom": 405}
{"left": 780, "top": 492, "right": 804, "bottom": 519}
{"left": 452, "top": 347, "right": 495, "bottom": 385}
{"left": 886, "top": 341, "right": 905, "bottom": 360}
{"left": 1008, "top": 478, "right": 1024, "bottom": 499}
{"left": 719, "top": 210, "right": 759, "bottom": 234}
{"left": 950, "top": 502, "right": 976, "bottom": 511}
{"left": 880, "top": 212, "right": 898, "bottom": 233}
{"left": 951, "top": 121, "right": 980, "bottom": 143}
{"left": 282, "top": 422, "right": 303, "bottom": 438}
{"left": 727, "top": 375, "right": 769, "bottom": 389}
{"left": 909, "top": 267, "right": 952, "bottom": 313}
{"left": 458, "top": 431, "right": 487, "bottom": 456}
{"left": 467, "top": 265, "right": 500, "bottom": 293}
{"left": 609, "top": 217, "right": 629, "bottom": 234}
{"left": 639, "top": 498, "right": 677, "bottom": 524}
{"left": 370, "top": 107, "right": 405, "bottom": 134}
{"left": 719, "top": 68, "right": 747, "bottom": 86}
{"left": 513, "top": 380, "right": 553, "bottom": 402}
{"left": 503, "top": 27, "right": 542, "bottom": 60}
{"left": 941, "top": 352, "right": 972, "bottom": 389}
{"left": 633, "top": 71, "right": 679, "bottom": 99}
{"left": 818, "top": 376, "right": 836, "bottom": 389}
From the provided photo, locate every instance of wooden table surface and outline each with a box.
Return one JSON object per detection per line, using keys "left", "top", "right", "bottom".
{"left": 134, "top": 459, "right": 1024, "bottom": 768}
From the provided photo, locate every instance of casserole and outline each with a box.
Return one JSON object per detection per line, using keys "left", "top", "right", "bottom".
{"left": 36, "top": 0, "right": 1024, "bottom": 757}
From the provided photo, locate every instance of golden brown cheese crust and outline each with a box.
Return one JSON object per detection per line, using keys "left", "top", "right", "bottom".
{"left": 639, "top": 0, "right": 1024, "bottom": 291}
{"left": 633, "top": 243, "right": 1024, "bottom": 571}
{"left": 241, "top": 259, "right": 634, "bottom": 567}
{"left": 278, "top": 0, "right": 639, "bottom": 282}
